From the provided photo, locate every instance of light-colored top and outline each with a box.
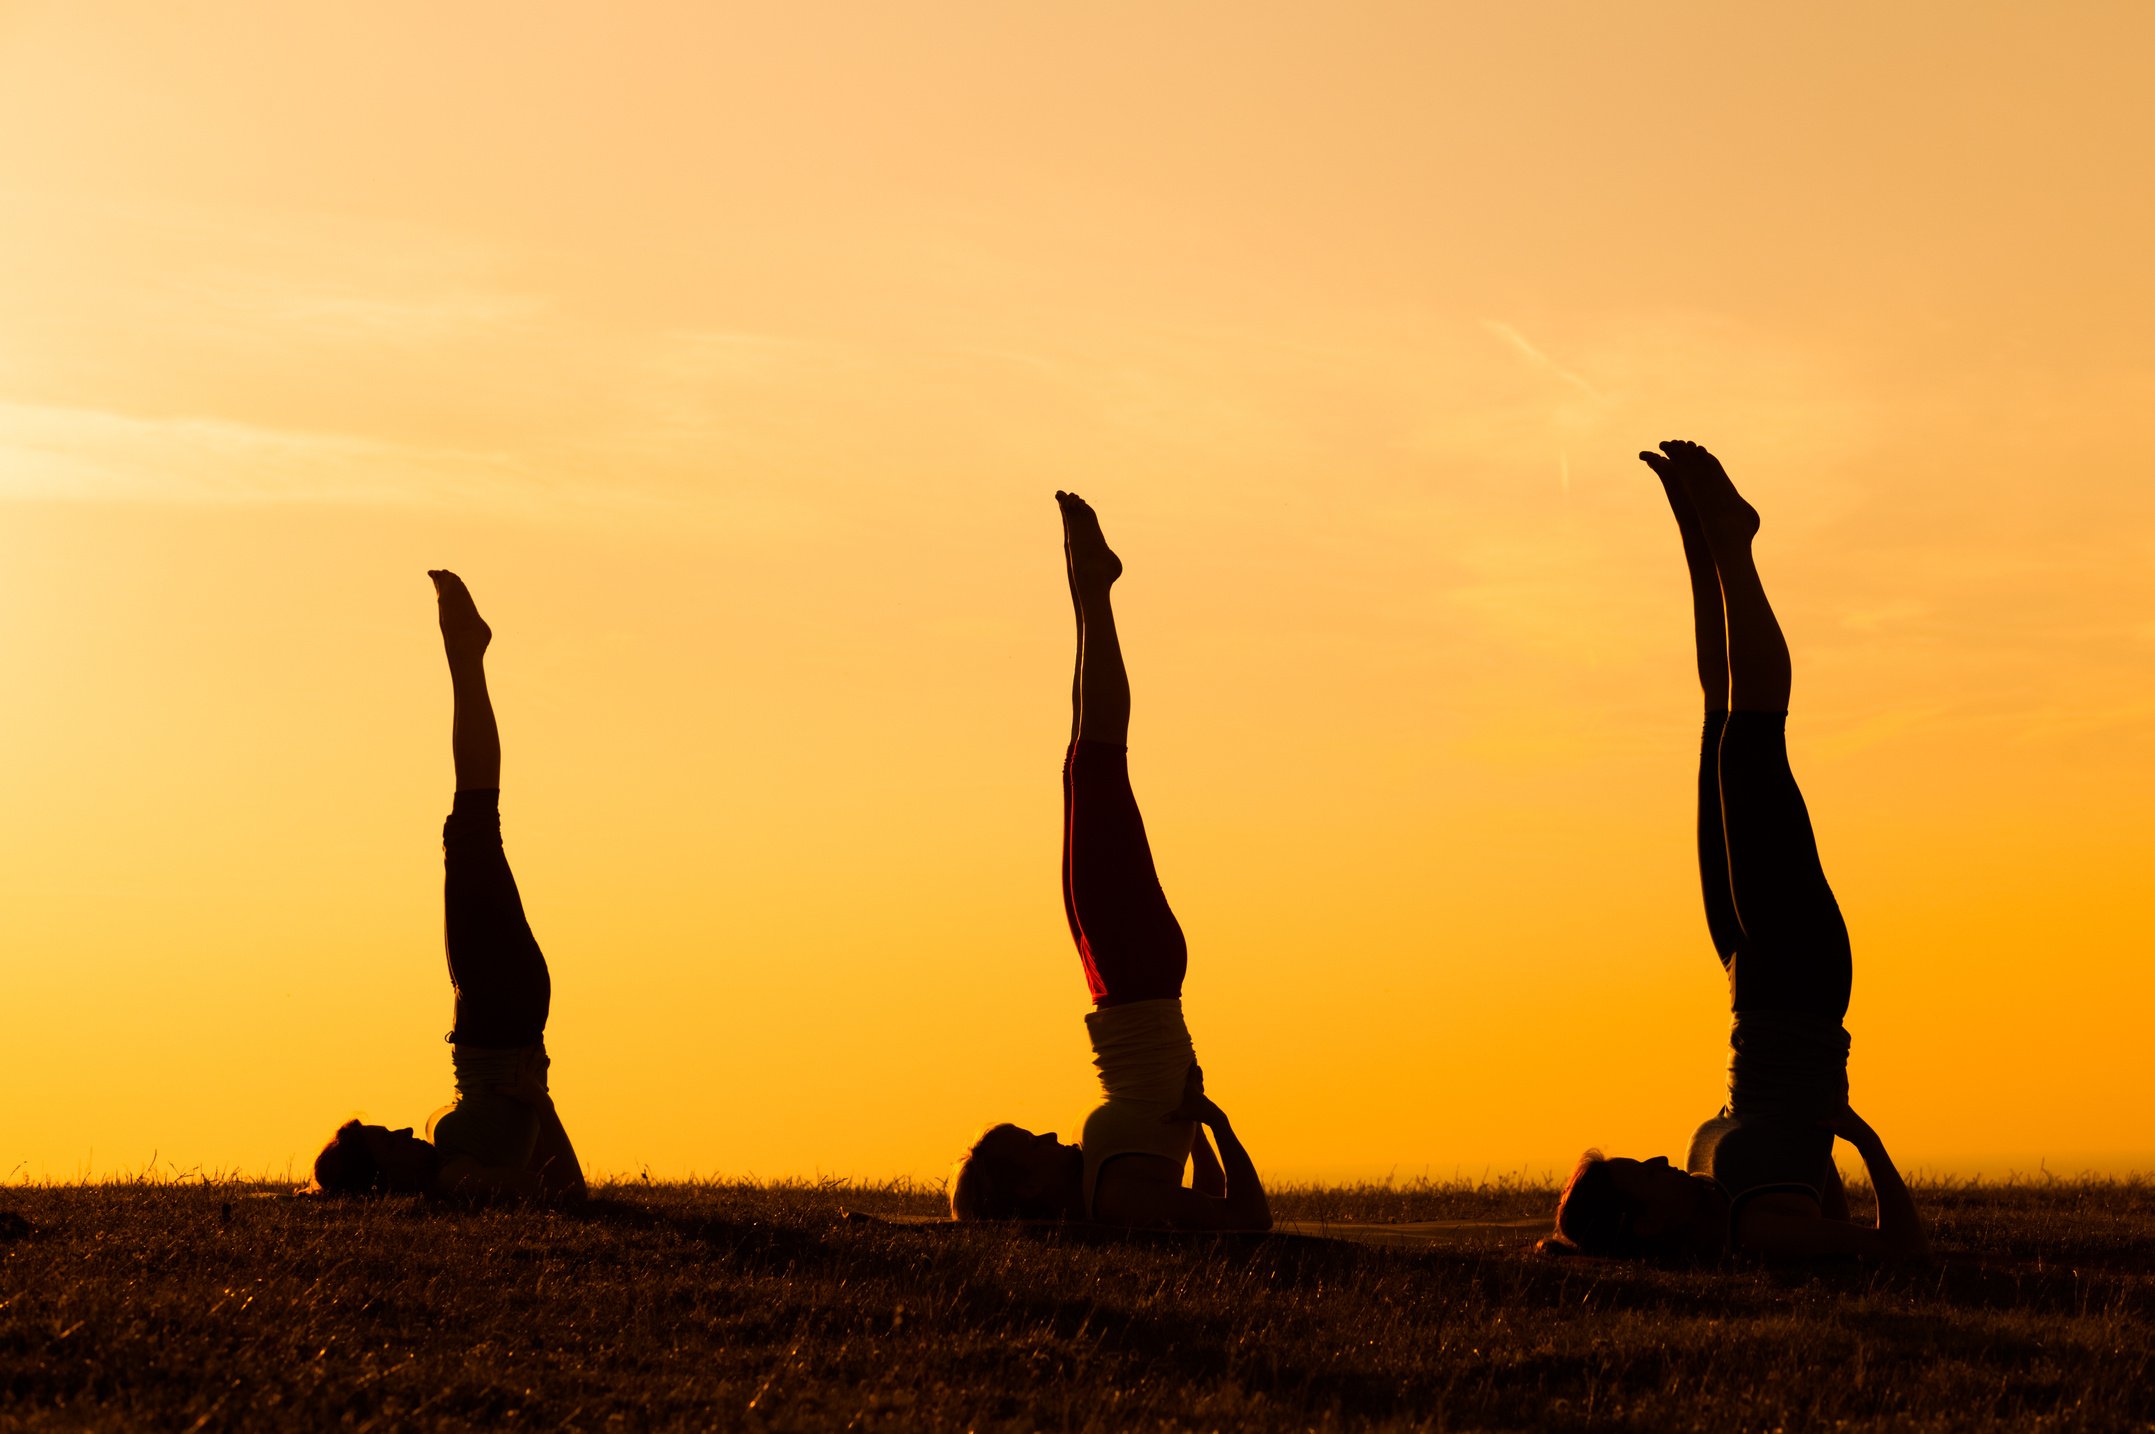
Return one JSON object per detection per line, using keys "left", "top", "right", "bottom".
{"left": 1080, "top": 998, "right": 1198, "bottom": 1219}
{"left": 427, "top": 1043, "right": 547, "bottom": 1170}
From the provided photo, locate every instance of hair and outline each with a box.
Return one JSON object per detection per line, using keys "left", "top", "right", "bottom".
{"left": 949, "top": 1123, "right": 1066, "bottom": 1222}
{"left": 312, "top": 1119, "right": 384, "bottom": 1196}
{"left": 1541, "top": 1148, "right": 1637, "bottom": 1257}
{"left": 1543, "top": 1148, "right": 1712, "bottom": 1260}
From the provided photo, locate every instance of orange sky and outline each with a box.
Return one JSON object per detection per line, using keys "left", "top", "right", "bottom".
{"left": 2, "top": 2, "right": 2150, "bottom": 1184}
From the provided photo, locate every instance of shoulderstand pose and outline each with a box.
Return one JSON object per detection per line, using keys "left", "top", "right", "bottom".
{"left": 1549, "top": 441, "right": 1926, "bottom": 1259}
{"left": 949, "top": 494, "right": 1271, "bottom": 1230}
{"left": 312, "top": 572, "right": 585, "bottom": 1201}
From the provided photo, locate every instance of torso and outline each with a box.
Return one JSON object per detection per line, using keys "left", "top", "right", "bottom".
{"left": 1703, "top": 1007, "right": 1851, "bottom": 1251}
{"left": 1688, "top": 1109, "right": 1833, "bottom": 1252}
{"left": 1088, "top": 1151, "right": 1191, "bottom": 1226}
{"left": 1081, "top": 998, "right": 1199, "bottom": 1221}
{"left": 429, "top": 1044, "right": 547, "bottom": 1170}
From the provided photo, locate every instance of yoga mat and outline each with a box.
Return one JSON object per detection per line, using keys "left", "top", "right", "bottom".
{"left": 843, "top": 1210, "right": 1550, "bottom": 1248}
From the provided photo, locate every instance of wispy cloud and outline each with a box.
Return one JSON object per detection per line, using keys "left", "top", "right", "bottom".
{"left": 0, "top": 398, "right": 524, "bottom": 508}
{"left": 3, "top": 187, "right": 550, "bottom": 358}
{"left": 245, "top": 286, "right": 545, "bottom": 342}
{"left": 1481, "top": 320, "right": 1611, "bottom": 404}
{"left": 600, "top": 329, "right": 883, "bottom": 462}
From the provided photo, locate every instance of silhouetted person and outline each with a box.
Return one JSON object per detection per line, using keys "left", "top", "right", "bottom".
{"left": 311, "top": 572, "right": 585, "bottom": 1201}
{"left": 949, "top": 494, "right": 1271, "bottom": 1230}
{"left": 1548, "top": 441, "right": 1926, "bottom": 1260}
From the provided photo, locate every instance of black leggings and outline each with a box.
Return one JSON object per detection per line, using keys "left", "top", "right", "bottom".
{"left": 1697, "top": 712, "right": 1851, "bottom": 1020}
{"left": 1062, "top": 741, "right": 1187, "bottom": 1007}
{"left": 443, "top": 789, "right": 550, "bottom": 1047}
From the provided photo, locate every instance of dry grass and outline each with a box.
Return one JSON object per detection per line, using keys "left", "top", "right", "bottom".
{"left": 1, "top": 1177, "right": 2150, "bottom": 1430}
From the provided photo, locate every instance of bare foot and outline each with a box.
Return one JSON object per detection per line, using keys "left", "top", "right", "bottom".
{"left": 428, "top": 569, "right": 492, "bottom": 663}
{"left": 1055, "top": 491, "right": 1122, "bottom": 593}
{"left": 1638, "top": 444, "right": 1703, "bottom": 526}
{"left": 1639, "top": 440, "right": 1759, "bottom": 543}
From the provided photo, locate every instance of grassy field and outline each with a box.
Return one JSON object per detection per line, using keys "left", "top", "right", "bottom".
{"left": 1, "top": 1177, "right": 2149, "bottom": 1431}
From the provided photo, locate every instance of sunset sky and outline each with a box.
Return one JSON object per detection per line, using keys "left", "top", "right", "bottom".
{"left": 3, "top": 2, "right": 2149, "bottom": 1185}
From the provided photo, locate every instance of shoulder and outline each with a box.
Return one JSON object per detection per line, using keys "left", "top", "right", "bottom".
{"left": 1685, "top": 1109, "right": 1739, "bottom": 1172}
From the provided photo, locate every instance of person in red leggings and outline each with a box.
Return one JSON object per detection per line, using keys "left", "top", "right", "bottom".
{"left": 949, "top": 493, "right": 1270, "bottom": 1229}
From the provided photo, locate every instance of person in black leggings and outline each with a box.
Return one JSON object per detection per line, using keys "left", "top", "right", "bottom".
{"left": 311, "top": 572, "right": 584, "bottom": 1201}
{"left": 1548, "top": 441, "right": 1927, "bottom": 1260}
{"left": 948, "top": 493, "right": 1269, "bottom": 1229}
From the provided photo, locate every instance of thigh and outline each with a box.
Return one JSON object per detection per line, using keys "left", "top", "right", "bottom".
{"left": 443, "top": 793, "right": 551, "bottom": 1046}
{"left": 1697, "top": 712, "right": 1742, "bottom": 968}
{"left": 1718, "top": 714, "right": 1851, "bottom": 1019}
{"left": 1062, "top": 742, "right": 1187, "bottom": 1005}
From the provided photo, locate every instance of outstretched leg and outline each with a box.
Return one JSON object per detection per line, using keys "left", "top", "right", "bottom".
{"left": 1642, "top": 445, "right": 1848, "bottom": 1018}
{"left": 1061, "top": 492, "right": 1128, "bottom": 746}
{"left": 431, "top": 571, "right": 549, "bottom": 1049}
{"left": 1056, "top": 494, "right": 1185, "bottom": 1007}
{"left": 1649, "top": 440, "right": 1787, "bottom": 714}
{"left": 1638, "top": 445, "right": 1731, "bottom": 714}
{"left": 1640, "top": 447, "right": 1741, "bottom": 965}
{"left": 433, "top": 570, "right": 499, "bottom": 792}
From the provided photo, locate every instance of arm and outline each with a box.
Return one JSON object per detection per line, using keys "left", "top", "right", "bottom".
{"left": 1188, "top": 1125, "right": 1226, "bottom": 1198}
{"left": 1163, "top": 1068, "right": 1266, "bottom": 1226}
{"left": 1091, "top": 1098, "right": 1272, "bottom": 1232}
{"left": 500, "top": 1049, "right": 584, "bottom": 1197}
{"left": 1838, "top": 1109, "right": 1927, "bottom": 1255}
{"left": 1817, "top": 1157, "right": 1850, "bottom": 1222}
{"left": 432, "top": 1112, "right": 581, "bottom": 1206}
{"left": 529, "top": 1104, "right": 587, "bottom": 1201}
{"left": 1736, "top": 1110, "right": 1927, "bottom": 1259}
{"left": 1187, "top": 1100, "right": 1271, "bottom": 1231}
{"left": 437, "top": 1057, "right": 584, "bottom": 1204}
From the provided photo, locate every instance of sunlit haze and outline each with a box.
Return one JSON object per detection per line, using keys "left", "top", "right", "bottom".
{"left": 3, "top": 2, "right": 2149, "bottom": 1184}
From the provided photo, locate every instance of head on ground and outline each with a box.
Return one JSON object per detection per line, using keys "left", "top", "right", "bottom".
{"left": 1542, "top": 1149, "right": 1725, "bottom": 1259}
{"left": 312, "top": 1119, "right": 441, "bottom": 1196}
{"left": 949, "top": 1123, "right": 1083, "bottom": 1221}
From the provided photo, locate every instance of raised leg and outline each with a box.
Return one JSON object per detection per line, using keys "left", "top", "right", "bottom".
{"left": 1055, "top": 494, "right": 1184, "bottom": 1007}
{"left": 1649, "top": 440, "right": 1789, "bottom": 714}
{"left": 1693, "top": 712, "right": 1742, "bottom": 967}
{"left": 1637, "top": 446, "right": 1731, "bottom": 713}
{"left": 1638, "top": 445, "right": 1847, "bottom": 1017}
{"left": 430, "top": 571, "right": 549, "bottom": 1048}
{"left": 1059, "top": 492, "right": 1128, "bottom": 746}
{"left": 1640, "top": 448, "right": 1744, "bottom": 965}
{"left": 1716, "top": 713, "right": 1850, "bottom": 1018}
{"left": 431, "top": 570, "right": 500, "bottom": 792}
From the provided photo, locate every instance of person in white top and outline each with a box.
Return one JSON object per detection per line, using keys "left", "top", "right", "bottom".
{"left": 949, "top": 493, "right": 1270, "bottom": 1231}
{"left": 310, "top": 572, "right": 584, "bottom": 1203}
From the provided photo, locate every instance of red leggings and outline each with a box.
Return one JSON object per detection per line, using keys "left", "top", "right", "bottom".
{"left": 1062, "top": 741, "right": 1187, "bottom": 1006}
